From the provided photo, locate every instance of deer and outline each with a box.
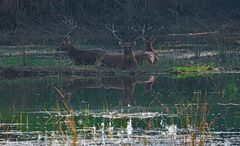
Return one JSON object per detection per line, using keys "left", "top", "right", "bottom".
{"left": 100, "top": 42, "right": 137, "bottom": 69}
{"left": 100, "top": 24, "right": 150, "bottom": 69}
{"left": 143, "top": 36, "right": 159, "bottom": 62}
{"left": 58, "top": 16, "right": 106, "bottom": 65}
{"left": 135, "top": 36, "right": 159, "bottom": 64}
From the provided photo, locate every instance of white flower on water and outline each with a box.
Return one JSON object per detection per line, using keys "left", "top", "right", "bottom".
{"left": 101, "top": 122, "right": 105, "bottom": 145}
{"left": 108, "top": 121, "right": 114, "bottom": 134}
{"left": 101, "top": 122, "right": 105, "bottom": 134}
{"left": 37, "top": 134, "right": 42, "bottom": 141}
{"left": 127, "top": 118, "right": 133, "bottom": 136}
{"left": 167, "top": 124, "right": 177, "bottom": 136}
{"left": 93, "top": 125, "right": 96, "bottom": 135}
{"left": 222, "top": 139, "right": 231, "bottom": 145}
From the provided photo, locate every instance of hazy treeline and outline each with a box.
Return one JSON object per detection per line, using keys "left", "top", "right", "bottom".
{"left": 0, "top": 0, "right": 239, "bottom": 45}
{"left": 0, "top": 0, "right": 239, "bottom": 31}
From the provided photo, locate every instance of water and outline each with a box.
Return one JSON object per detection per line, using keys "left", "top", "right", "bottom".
{"left": 0, "top": 73, "right": 240, "bottom": 145}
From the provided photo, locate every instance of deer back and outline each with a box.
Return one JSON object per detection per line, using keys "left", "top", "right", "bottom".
{"left": 100, "top": 52, "right": 124, "bottom": 68}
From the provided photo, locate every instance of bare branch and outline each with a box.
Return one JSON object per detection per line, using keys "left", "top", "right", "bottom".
{"left": 130, "top": 26, "right": 138, "bottom": 32}
{"left": 157, "top": 25, "right": 164, "bottom": 32}
{"left": 133, "top": 24, "right": 153, "bottom": 41}
{"left": 61, "top": 15, "right": 77, "bottom": 40}
{"left": 114, "top": 0, "right": 124, "bottom": 7}
{"left": 105, "top": 24, "right": 122, "bottom": 42}
{"left": 133, "top": 24, "right": 145, "bottom": 41}
{"left": 133, "top": 25, "right": 153, "bottom": 41}
{"left": 64, "top": 25, "right": 77, "bottom": 40}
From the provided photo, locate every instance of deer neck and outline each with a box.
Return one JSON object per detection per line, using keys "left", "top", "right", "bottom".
{"left": 124, "top": 47, "right": 134, "bottom": 57}
{"left": 145, "top": 44, "right": 154, "bottom": 52}
{"left": 124, "top": 48, "right": 136, "bottom": 61}
{"left": 123, "top": 47, "right": 137, "bottom": 67}
{"left": 67, "top": 43, "right": 78, "bottom": 56}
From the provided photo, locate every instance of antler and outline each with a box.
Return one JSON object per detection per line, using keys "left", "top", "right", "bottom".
{"left": 105, "top": 24, "right": 122, "bottom": 42}
{"left": 131, "top": 24, "right": 153, "bottom": 42}
{"left": 62, "top": 15, "right": 77, "bottom": 39}
{"left": 143, "top": 35, "right": 155, "bottom": 42}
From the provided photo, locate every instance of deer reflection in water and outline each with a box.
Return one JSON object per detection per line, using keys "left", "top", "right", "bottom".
{"left": 60, "top": 75, "right": 156, "bottom": 106}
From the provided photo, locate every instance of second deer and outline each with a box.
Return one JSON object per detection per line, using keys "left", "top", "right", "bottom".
{"left": 101, "top": 24, "right": 150, "bottom": 69}
{"left": 101, "top": 42, "right": 138, "bottom": 69}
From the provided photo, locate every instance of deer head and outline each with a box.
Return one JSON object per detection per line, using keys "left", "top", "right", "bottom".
{"left": 105, "top": 24, "right": 152, "bottom": 68}
{"left": 143, "top": 35, "right": 155, "bottom": 51}
{"left": 58, "top": 36, "right": 71, "bottom": 51}
{"left": 105, "top": 24, "right": 151, "bottom": 50}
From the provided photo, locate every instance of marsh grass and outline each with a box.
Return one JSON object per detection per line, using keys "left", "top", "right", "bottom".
{"left": 54, "top": 87, "right": 79, "bottom": 145}
{"left": 0, "top": 95, "right": 228, "bottom": 145}
{"left": 42, "top": 86, "right": 215, "bottom": 145}
{"left": 0, "top": 55, "right": 67, "bottom": 67}
{"left": 164, "top": 95, "right": 213, "bottom": 145}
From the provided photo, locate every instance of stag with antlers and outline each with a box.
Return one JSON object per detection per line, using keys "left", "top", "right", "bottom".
{"left": 101, "top": 24, "right": 150, "bottom": 69}
{"left": 58, "top": 16, "right": 106, "bottom": 65}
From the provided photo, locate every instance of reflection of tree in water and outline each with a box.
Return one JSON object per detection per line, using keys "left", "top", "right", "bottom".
{"left": 61, "top": 75, "right": 156, "bottom": 106}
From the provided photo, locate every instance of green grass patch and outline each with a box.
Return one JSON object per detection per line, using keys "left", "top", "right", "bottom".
{"left": 171, "top": 65, "right": 213, "bottom": 73}
{"left": 0, "top": 55, "right": 67, "bottom": 67}
{"left": 170, "top": 65, "right": 215, "bottom": 79}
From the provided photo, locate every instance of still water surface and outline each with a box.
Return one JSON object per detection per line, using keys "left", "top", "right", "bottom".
{"left": 0, "top": 73, "right": 240, "bottom": 145}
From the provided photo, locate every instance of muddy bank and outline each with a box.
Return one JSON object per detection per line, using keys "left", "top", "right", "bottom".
{"left": 0, "top": 66, "right": 153, "bottom": 78}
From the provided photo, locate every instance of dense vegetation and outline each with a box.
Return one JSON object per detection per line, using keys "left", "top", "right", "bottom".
{"left": 0, "top": 0, "right": 240, "bottom": 45}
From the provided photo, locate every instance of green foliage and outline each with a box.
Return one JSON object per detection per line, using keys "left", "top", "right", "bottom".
{"left": 224, "top": 79, "right": 239, "bottom": 101}
{"left": 172, "top": 65, "right": 212, "bottom": 73}
{"left": 0, "top": 55, "right": 66, "bottom": 67}
{"left": 170, "top": 65, "right": 214, "bottom": 79}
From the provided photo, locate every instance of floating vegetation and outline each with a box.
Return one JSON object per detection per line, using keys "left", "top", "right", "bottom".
{"left": 170, "top": 65, "right": 218, "bottom": 79}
